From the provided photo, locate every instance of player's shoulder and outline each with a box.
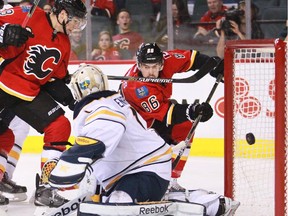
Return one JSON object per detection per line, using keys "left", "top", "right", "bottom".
{"left": 125, "top": 64, "right": 138, "bottom": 76}
{"left": 163, "top": 49, "right": 191, "bottom": 60}
{"left": 74, "top": 91, "right": 119, "bottom": 118}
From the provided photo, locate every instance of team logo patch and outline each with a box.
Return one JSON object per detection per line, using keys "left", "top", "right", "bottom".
{"left": 21, "top": 5, "right": 31, "bottom": 12}
{"left": 24, "top": 45, "right": 61, "bottom": 79}
{"left": 135, "top": 86, "right": 149, "bottom": 98}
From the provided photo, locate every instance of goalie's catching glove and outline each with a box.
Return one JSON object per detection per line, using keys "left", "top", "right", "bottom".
{"left": 187, "top": 101, "right": 213, "bottom": 122}
{"left": 0, "top": 24, "right": 34, "bottom": 47}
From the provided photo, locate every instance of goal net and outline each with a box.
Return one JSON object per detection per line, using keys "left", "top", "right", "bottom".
{"left": 224, "top": 39, "right": 287, "bottom": 216}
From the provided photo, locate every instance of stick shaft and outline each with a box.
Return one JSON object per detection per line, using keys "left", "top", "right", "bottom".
{"left": 21, "top": 0, "right": 41, "bottom": 27}
{"left": 172, "top": 73, "right": 223, "bottom": 169}
{"left": 107, "top": 57, "right": 218, "bottom": 83}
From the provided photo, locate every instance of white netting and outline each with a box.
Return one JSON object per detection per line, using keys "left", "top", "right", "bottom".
{"left": 231, "top": 47, "right": 275, "bottom": 216}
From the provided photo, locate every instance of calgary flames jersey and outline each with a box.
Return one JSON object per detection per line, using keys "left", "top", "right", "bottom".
{"left": 0, "top": 6, "right": 70, "bottom": 101}
{"left": 121, "top": 49, "right": 198, "bottom": 127}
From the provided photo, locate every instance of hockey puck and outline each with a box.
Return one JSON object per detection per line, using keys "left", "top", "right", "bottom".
{"left": 246, "top": 133, "right": 255, "bottom": 145}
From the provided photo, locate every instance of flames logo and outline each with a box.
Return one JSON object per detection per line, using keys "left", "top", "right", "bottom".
{"left": 24, "top": 45, "right": 61, "bottom": 79}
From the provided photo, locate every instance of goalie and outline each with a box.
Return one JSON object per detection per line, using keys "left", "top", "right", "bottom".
{"left": 46, "top": 64, "right": 239, "bottom": 216}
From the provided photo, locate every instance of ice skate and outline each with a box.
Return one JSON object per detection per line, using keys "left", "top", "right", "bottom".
{"left": 168, "top": 178, "right": 186, "bottom": 192}
{"left": 34, "top": 173, "right": 68, "bottom": 207}
{"left": 34, "top": 185, "right": 68, "bottom": 207}
{"left": 219, "top": 196, "right": 240, "bottom": 216}
{"left": 0, "top": 172, "right": 27, "bottom": 202}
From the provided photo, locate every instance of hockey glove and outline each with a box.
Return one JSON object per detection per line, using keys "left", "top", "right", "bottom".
{"left": 0, "top": 24, "right": 34, "bottom": 47}
{"left": 209, "top": 57, "right": 224, "bottom": 80}
{"left": 187, "top": 101, "right": 213, "bottom": 122}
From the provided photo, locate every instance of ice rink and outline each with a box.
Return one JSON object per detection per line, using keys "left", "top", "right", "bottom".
{"left": 7, "top": 154, "right": 225, "bottom": 216}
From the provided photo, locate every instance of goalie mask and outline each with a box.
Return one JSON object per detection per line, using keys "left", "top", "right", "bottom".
{"left": 70, "top": 64, "right": 109, "bottom": 101}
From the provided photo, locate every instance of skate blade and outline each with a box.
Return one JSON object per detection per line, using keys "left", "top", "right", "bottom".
{"left": 225, "top": 201, "right": 240, "bottom": 216}
{"left": 1, "top": 192, "right": 27, "bottom": 202}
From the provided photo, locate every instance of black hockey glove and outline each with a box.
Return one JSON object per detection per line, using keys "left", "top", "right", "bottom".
{"left": 0, "top": 24, "right": 34, "bottom": 47}
{"left": 187, "top": 101, "right": 213, "bottom": 122}
{"left": 209, "top": 57, "right": 224, "bottom": 80}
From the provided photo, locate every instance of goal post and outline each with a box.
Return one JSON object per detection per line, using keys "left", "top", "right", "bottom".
{"left": 224, "top": 39, "right": 287, "bottom": 216}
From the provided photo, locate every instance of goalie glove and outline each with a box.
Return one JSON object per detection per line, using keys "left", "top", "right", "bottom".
{"left": 187, "top": 101, "right": 213, "bottom": 122}
{"left": 0, "top": 24, "right": 34, "bottom": 47}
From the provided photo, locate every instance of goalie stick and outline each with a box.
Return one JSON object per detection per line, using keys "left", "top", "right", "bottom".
{"left": 22, "top": 0, "right": 41, "bottom": 27}
{"left": 107, "top": 57, "right": 219, "bottom": 83}
{"left": 172, "top": 70, "right": 224, "bottom": 169}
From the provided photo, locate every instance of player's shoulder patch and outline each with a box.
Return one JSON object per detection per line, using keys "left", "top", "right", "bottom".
{"left": 135, "top": 86, "right": 149, "bottom": 99}
{"left": 21, "top": 5, "right": 31, "bottom": 13}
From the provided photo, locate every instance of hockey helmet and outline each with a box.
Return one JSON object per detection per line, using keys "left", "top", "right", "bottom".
{"left": 70, "top": 63, "right": 109, "bottom": 101}
{"left": 52, "top": 0, "right": 87, "bottom": 30}
{"left": 136, "top": 43, "right": 163, "bottom": 66}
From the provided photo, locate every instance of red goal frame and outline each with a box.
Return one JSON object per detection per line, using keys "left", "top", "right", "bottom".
{"left": 224, "top": 39, "right": 287, "bottom": 216}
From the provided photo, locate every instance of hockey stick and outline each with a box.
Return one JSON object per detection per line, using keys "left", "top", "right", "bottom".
{"left": 21, "top": 0, "right": 41, "bottom": 27}
{"left": 107, "top": 57, "right": 219, "bottom": 83}
{"left": 34, "top": 192, "right": 90, "bottom": 216}
{"left": 172, "top": 72, "right": 224, "bottom": 169}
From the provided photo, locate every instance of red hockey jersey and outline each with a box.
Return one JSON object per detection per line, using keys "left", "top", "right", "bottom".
{"left": 121, "top": 49, "right": 198, "bottom": 127}
{"left": 0, "top": 6, "right": 70, "bottom": 101}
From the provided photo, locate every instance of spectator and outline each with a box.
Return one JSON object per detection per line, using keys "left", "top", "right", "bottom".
{"left": 91, "top": 31, "right": 121, "bottom": 60}
{"left": 113, "top": 9, "right": 144, "bottom": 60}
{"left": 194, "top": 0, "right": 227, "bottom": 38}
{"left": 42, "top": 3, "right": 52, "bottom": 13}
{"left": 91, "top": 0, "right": 116, "bottom": 20}
{"left": 279, "top": 20, "right": 288, "bottom": 41}
{"left": 151, "top": 0, "right": 161, "bottom": 17}
{"left": 69, "top": 28, "right": 86, "bottom": 60}
{"left": 215, "top": 1, "right": 264, "bottom": 58}
{"left": 156, "top": 0, "right": 192, "bottom": 49}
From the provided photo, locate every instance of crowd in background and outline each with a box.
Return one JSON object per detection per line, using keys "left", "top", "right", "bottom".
{"left": 10, "top": 0, "right": 287, "bottom": 61}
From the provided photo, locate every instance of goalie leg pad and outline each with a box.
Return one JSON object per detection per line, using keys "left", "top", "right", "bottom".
{"left": 78, "top": 201, "right": 206, "bottom": 216}
{"left": 168, "top": 189, "right": 240, "bottom": 216}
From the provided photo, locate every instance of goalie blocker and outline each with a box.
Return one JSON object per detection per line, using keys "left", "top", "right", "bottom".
{"left": 77, "top": 201, "right": 206, "bottom": 216}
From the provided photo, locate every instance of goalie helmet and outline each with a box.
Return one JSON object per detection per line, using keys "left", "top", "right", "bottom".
{"left": 70, "top": 63, "right": 109, "bottom": 101}
{"left": 136, "top": 43, "right": 163, "bottom": 66}
{"left": 52, "top": 0, "right": 87, "bottom": 30}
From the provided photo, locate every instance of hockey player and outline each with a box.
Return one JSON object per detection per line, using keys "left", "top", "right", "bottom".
{"left": 120, "top": 42, "right": 221, "bottom": 189}
{"left": 0, "top": 111, "right": 29, "bottom": 203}
{"left": 0, "top": 0, "right": 87, "bottom": 208}
{"left": 48, "top": 63, "right": 172, "bottom": 205}
{"left": 47, "top": 64, "right": 239, "bottom": 216}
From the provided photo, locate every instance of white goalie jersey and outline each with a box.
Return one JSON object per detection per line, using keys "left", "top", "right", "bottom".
{"left": 73, "top": 91, "right": 172, "bottom": 190}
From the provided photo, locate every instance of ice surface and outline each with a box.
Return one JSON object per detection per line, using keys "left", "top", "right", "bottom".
{"left": 8, "top": 154, "right": 224, "bottom": 216}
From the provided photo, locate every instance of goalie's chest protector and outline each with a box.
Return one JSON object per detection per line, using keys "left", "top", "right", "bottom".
{"left": 74, "top": 92, "right": 172, "bottom": 189}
